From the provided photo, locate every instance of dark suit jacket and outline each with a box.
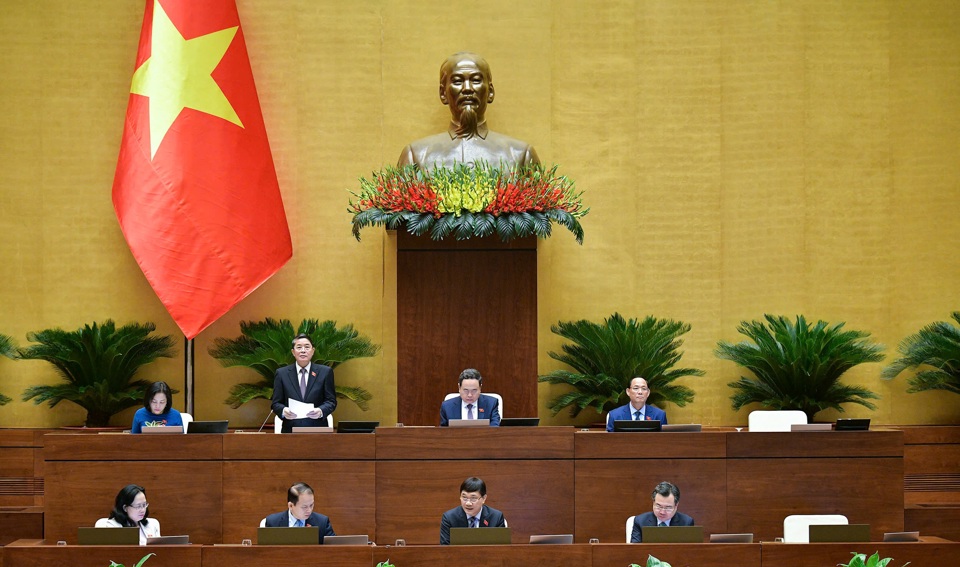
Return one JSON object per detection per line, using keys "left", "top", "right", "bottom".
{"left": 439, "top": 394, "right": 501, "bottom": 427}
{"left": 630, "top": 510, "right": 695, "bottom": 543}
{"left": 440, "top": 505, "right": 507, "bottom": 545}
{"left": 264, "top": 510, "right": 336, "bottom": 544}
{"left": 606, "top": 403, "right": 668, "bottom": 432}
{"left": 271, "top": 362, "right": 337, "bottom": 433}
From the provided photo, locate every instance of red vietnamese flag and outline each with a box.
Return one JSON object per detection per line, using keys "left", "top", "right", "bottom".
{"left": 113, "top": 0, "right": 291, "bottom": 339}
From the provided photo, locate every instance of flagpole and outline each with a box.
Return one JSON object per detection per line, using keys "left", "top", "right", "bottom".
{"left": 184, "top": 337, "right": 194, "bottom": 416}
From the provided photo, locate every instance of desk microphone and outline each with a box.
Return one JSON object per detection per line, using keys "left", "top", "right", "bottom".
{"left": 257, "top": 409, "right": 275, "bottom": 433}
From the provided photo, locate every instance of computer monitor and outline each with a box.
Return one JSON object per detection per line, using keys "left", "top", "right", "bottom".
{"left": 145, "top": 535, "right": 189, "bottom": 545}
{"left": 257, "top": 526, "right": 319, "bottom": 545}
{"left": 808, "top": 524, "right": 870, "bottom": 543}
{"left": 140, "top": 426, "right": 184, "bottom": 434}
{"left": 336, "top": 421, "right": 379, "bottom": 433}
{"left": 186, "top": 420, "right": 229, "bottom": 434}
{"left": 883, "top": 531, "right": 919, "bottom": 542}
{"left": 613, "top": 419, "right": 662, "bottom": 432}
{"left": 449, "top": 527, "right": 511, "bottom": 545}
{"left": 77, "top": 527, "right": 139, "bottom": 545}
{"left": 324, "top": 534, "right": 370, "bottom": 545}
{"left": 499, "top": 417, "right": 540, "bottom": 427}
{"left": 709, "top": 533, "right": 753, "bottom": 543}
{"left": 640, "top": 525, "right": 703, "bottom": 543}
{"left": 835, "top": 418, "right": 870, "bottom": 431}
{"left": 661, "top": 424, "right": 702, "bottom": 432}
{"left": 529, "top": 534, "right": 573, "bottom": 544}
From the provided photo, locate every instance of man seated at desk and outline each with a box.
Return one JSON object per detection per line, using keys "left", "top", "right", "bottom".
{"left": 263, "top": 482, "right": 336, "bottom": 544}
{"left": 440, "top": 476, "right": 507, "bottom": 545}
{"left": 440, "top": 368, "right": 501, "bottom": 426}
{"left": 606, "top": 376, "right": 668, "bottom": 431}
{"left": 631, "top": 481, "right": 695, "bottom": 543}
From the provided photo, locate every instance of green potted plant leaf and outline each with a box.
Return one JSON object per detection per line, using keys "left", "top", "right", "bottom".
{"left": 629, "top": 554, "right": 673, "bottom": 567}
{"left": 210, "top": 318, "right": 380, "bottom": 410}
{"left": 881, "top": 311, "right": 960, "bottom": 395}
{"left": 0, "top": 333, "right": 17, "bottom": 405}
{"left": 838, "top": 551, "right": 908, "bottom": 567}
{"left": 108, "top": 552, "right": 155, "bottom": 567}
{"left": 716, "top": 315, "right": 884, "bottom": 422}
{"left": 538, "top": 313, "right": 702, "bottom": 418}
{"left": 19, "top": 321, "right": 176, "bottom": 427}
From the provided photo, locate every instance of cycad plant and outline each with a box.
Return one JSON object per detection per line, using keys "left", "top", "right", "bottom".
{"left": 716, "top": 315, "right": 884, "bottom": 422}
{"left": 882, "top": 312, "right": 960, "bottom": 395}
{"left": 210, "top": 318, "right": 380, "bottom": 410}
{"left": 19, "top": 321, "right": 176, "bottom": 426}
{"left": 537, "top": 313, "right": 702, "bottom": 417}
{"left": 0, "top": 333, "right": 17, "bottom": 405}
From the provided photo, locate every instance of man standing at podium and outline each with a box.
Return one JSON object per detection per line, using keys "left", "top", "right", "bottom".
{"left": 631, "top": 481, "right": 695, "bottom": 543}
{"left": 606, "top": 377, "right": 668, "bottom": 432}
{"left": 271, "top": 333, "right": 337, "bottom": 433}
{"left": 440, "top": 368, "right": 501, "bottom": 426}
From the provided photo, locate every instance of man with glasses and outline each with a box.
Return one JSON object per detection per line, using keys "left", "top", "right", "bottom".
{"left": 606, "top": 376, "right": 668, "bottom": 432}
{"left": 271, "top": 333, "right": 337, "bottom": 433}
{"left": 263, "top": 482, "right": 336, "bottom": 543}
{"left": 630, "top": 481, "right": 695, "bottom": 543}
{"left": 440, "top": 477, "right": 507, "bottom": 544}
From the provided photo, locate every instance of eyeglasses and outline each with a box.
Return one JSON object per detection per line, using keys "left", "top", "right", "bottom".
{"left": 126, "top": 502, "right": 149, "bottom": 511}
{"left": 293, "top": 345, "right": 313, "bottom": 351}
{"left": 653, "top": 504, "right": 675, "bottom": 513}
{"left": 460, "top": 495, "right": 483, "bottom": 503}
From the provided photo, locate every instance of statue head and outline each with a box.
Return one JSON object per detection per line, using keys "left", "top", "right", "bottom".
{"left": 439, "top": 52, "right": 495, "bottom": 139}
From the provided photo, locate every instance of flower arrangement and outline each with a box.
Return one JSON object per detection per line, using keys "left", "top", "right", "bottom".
{"left": 349, "top": 162, "right": 588, "bottom": 243}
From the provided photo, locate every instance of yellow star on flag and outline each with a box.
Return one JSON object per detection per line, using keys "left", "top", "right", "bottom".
{"left": 131, "top": 0, "right": 243, "bottom": 158}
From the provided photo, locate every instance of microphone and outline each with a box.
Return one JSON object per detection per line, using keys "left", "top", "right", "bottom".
{"left": 257, "top": 409, "right": 275, "bottom": 433}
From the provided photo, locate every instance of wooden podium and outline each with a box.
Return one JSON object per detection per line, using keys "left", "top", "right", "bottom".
{"left": 396, "top": 231, "right": 538, "bottom": 425}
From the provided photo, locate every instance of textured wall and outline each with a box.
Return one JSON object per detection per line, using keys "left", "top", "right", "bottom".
{"left": 1, "top": 0, "right": 957, "bottom": 428}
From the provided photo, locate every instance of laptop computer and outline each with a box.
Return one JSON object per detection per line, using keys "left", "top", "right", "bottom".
{"left": 77, "top": 527, "right": 139, "bottom": 545}
{"left": 186, "top": 420, "right": 229, "bottom": 434}
{"left": 449, "top": 527, "right": 511, "bottom": 545}
{"left": 883, "top": 531, "right": 919, "bottom": 542}
{"left": 661, "top": 424, "right": 702, "bottom": 432}
{"left": 709, "top": 533, "right": 754, "bottom": 543}
{"left": 324, "top": 534, "right": 370, "bottom": 545}
{"left": 641, "top": 525, "right": 703, "bottom": 543}
{"left": 836, "top": 418, "right": 870, "bottom": 431}
{"left": 145, "top": 535, "right": 189, "bottom": 545}
{"left": 499, "top": 417, "right": 540, "bottom": 427}
{"left": 336, "top": 421, "right": 379, "bottom": 433}
{"left": 808, "top": 524, "right": 870, "bottom": 543}
{"left": 613, "top": 419, "right": 662, "bottom": 432}
{"left": 257, "top": 526, "right": 319, "bottom": 545}
{"left": 140, "top": 425, "right": 184, "bottom": 434}
{"left": 448, "top": 419, "right": 490, "bottom": 428}
{"left": 529, "top": 534, "right": 573, "bottom": 544}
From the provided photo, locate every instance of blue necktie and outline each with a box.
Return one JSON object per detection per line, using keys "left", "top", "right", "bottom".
{"left": 658, "top": 522, "right": 666, "bottom": 527}
{"left": 295, "top": 518, "right": 304, "bottom": 527}
{"left": 470, "top": 516, "right": 479, "bottom": 528}
{"left": 634, "top": 410, "right": 642, "bottom": 420}
{"left": 466, "top": 404, "right": 474, "bottom": 420}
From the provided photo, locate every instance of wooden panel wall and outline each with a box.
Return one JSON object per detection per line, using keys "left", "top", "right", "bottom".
{"left": 396, "top": 233, "right": 538, "bottom": 426}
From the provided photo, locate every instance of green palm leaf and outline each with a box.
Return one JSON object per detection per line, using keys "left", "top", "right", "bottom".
{"left": 882, "top": 311, "right": 960, "bottom": 395}
{"left": 0, "top": 333, "right": 16, "bottom": 405}
{"left": 209, "top": 318, "right": 380, "bottom": 410}
{"left": 716, "top": 315, "right": 884, "bottom": 421}
{"left": 18, "top": 321, "right": 176, "bottom": 426}
{"left": 538, "top": 313, "right": 702, "bottom": 417}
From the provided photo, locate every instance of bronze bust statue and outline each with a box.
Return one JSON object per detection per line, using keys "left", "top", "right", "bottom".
{"left": 398, "top": 52, "right": 540, "bottom": 170}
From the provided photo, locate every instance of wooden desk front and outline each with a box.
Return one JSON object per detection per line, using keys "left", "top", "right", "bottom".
{"left": 761, "top": 540, "right": 960, "bottom": 567}
{"left": 2, "top": 540, "right": 201, "bottom": 567}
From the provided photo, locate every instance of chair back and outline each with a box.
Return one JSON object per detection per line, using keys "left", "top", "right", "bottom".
{"left": 180, "top": 412, "right": 193, "bottom": 434}
{"left": 625, "top": 515, "right": 636, "bottom": 542}
{"left": 259, "top": 517, "right": 266, "bottom": 527}
{"left": 443, "top": 393, "right": 504, "bottom": 419}
{"left": 783, "top": 514, "right": 848, "bottom": 543}
{"left": 748, "top": 410, "right": 806, "bottom": 432}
